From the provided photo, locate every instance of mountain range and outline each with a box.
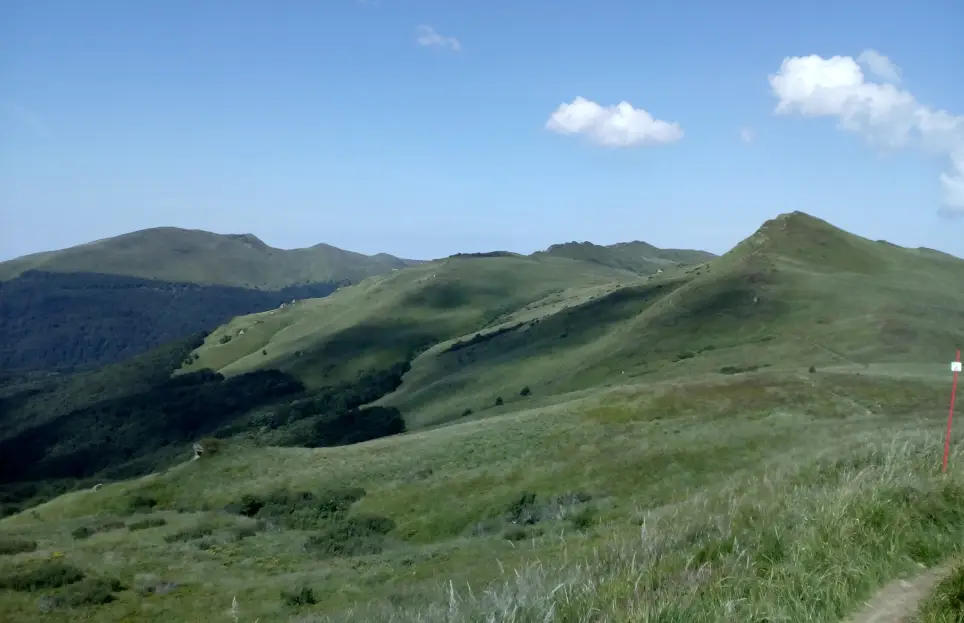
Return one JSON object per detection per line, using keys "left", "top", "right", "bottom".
{"left": 2, "top": 211, "right": 964, "bottom": 622}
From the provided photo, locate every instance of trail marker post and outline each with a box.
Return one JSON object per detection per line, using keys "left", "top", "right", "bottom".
{"left": 943, "top": 350, "right": 962, "bottom": 473}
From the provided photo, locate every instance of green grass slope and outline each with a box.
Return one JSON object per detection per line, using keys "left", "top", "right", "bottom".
{"left": 0, "top": 228, "right": 419, "bottom": 289}
{"left": 178, "top": 210, "right": 964, "bottom": 430}
{"left": 377, "top": 211, "right": 964, "bottom": 426}
{"left": 534, "top": 239, "right": 715, "bottom": 274}
{"left": 178, "top": 254, "right": 640, "bottom": 388}
{"left": 3, "top": 370, "right": 964, "bottom": 622}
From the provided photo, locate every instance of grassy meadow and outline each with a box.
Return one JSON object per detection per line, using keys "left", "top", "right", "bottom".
{"left": 3, "top": 367, "right": 964, "bottom": 622}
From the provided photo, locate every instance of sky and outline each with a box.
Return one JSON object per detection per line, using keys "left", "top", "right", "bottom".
{"left": 1, "top": 0, "right": 963, "bottom": 261}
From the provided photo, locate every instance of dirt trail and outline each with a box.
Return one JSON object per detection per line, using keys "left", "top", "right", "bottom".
{"left": 844, "top": 562, "right": 955, "bottom": 623}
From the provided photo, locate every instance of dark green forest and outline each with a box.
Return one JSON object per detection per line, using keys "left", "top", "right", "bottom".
{"left": 0, "top": 334, "right": 409, "bottom": 517}
{"left": 0, "top": 270, "right": 344, "bottom": 373}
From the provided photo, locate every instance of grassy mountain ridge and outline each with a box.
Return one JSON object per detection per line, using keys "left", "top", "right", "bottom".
{"left": 0, "top": 227, "right": 420, "bottom": 289}
{"left": 186, "top": 210, "right": 964, "bottom": 428}
{"left": 534, "top": 239, "right": 716, "bottom": 274}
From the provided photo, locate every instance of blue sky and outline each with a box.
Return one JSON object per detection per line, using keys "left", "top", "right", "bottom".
{"left": 2, "top": 0, "right": 962, "bottom": 261}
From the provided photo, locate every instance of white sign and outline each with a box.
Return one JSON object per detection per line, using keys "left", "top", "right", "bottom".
{"left": 953, "top": 361, "right": 962, "bottom": 373}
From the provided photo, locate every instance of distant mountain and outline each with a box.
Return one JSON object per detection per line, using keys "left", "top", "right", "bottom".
{"left": 0, "top": 227, "right": 421, "bottom": 290}
{"left": 533, "top": 240, "right": 716, "bottom": 274}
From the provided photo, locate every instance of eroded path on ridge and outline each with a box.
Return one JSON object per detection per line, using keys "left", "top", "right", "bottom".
{"left": 844, "top": 562, "right": 955, "bottom": 623}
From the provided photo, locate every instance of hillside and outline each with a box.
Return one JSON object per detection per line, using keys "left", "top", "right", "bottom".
{"left": 0, "top": 227, "right": 419, "bottom": 289}
{"left": 177, "top": 254, "right": 641, "bottom": 389}
{"left": 181, "top": 210, "right": 964, "bottom": 427}
{"left": 4, "top": 211, "right": 964, "bottom": 622}
{"left": 534, "top": 239, "right": 716, "bottom": 274}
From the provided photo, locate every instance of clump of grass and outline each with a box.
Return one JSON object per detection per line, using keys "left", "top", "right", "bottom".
{"left": 128, "top": 517, "right": 168, "bottom": 531}
{"left": 0, "top": 537, "right": 37, "bottom": 556}
{"left": 281, "top": 586, "right": 317, "bottom": 607}
{"left": 0, "top": 560, "right": 85, "bottom": 591}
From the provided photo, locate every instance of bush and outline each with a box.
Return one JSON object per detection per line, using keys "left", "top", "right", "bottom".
{"left": 0, "top": 561, "right": 85, "bottom": 591}
{"left": 163, "top": 524, "right": 215, "bottom": 543}
{"left": 495, "top": 396, "right": 504, "bottom": 406}
{"left": 520, "top": 386, "right": 531, "bottom": 397}
{"left": 123, "top": 494, "right": 158, "bottom": 515}
{"left": 461, "top": 408, "right": 473, "bottom": 417}
{"left": 218, "top": 334, "right": 232, "bottom": 344}
{"left": 228, "top": 487, "right": 366, "bottom": 530}
{"left": 281, "top": 586, "right": 317, "bottom": 607}
{"left": 304, "top": 514, "right": 396, "bottom": 559}
{"left": 128, "top": 517, "right": 167, "bottom": 531}
{"left": 0, "top": 537, "right": 37, "bottom": 556}
{"left": 71, "top": 519, "right": 125, "bottom": 540}
{"left": 809, "top": 365, "right": 817, "bottom": 373}
{"left": 60, "top": 577, "right": 124, "bottom": 606}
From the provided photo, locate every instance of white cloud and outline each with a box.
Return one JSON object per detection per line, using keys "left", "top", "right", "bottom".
{"left": 942, "top": 149, "right": 964, "bottom": 211}
{"left": 740, "top": 127, "right": 755, "bottom": 144}
{"left": 769, "top": 50, "right": 964, "bottom": 214}
{"left": 545, "top": 97, "right": 683, "bottom": 147}
{"left": 416, "top": 25, "right": 461, "bottom": 51}
{"left": 857, "top": 49, "right": 901, "bottom": 83}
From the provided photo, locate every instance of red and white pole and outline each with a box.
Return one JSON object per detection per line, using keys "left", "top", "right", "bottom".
{"left": 942, "top": 349, "right": 961, "bottom": 474}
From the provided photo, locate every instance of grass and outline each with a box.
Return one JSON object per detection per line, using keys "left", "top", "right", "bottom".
{"left": 3, "top": 369, "right": 964, "bottom": 622}
{"left": 915, "top": 563, "right": 964, "bottom": 622}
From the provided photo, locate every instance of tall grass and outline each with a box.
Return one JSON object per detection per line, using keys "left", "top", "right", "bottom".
{"left": 321, "top": 434, "right": 964, "bottom": 622}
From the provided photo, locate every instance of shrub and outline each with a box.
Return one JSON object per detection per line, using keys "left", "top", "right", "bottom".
{"left": 72, "top": 519, "right": 125, "bottom": 540}
{"left": 520, "top": 386, "right": 531, "bottom": 397}
{"left": 127, "top": 517, "right": 168, "bottom": 531}
{"left": 809, "top": 365, "right": 817, "bottom": 373}
{"left": 0, "top": 538, "right": 37, "bottom": 556}
{"left": 676, "top": 351, "right": 695, "bottom": 360}
{"left": 461, "top": 408, "right": 473, "bottom": 417}
{"left": 281, "top": 586, "right": 317, "bottom": 607}
{"left": 228, "top": 487, "right": 366, "bottom": 530}
{"left": 495, "top": 396, "right": 504, "bottom": 406}
{"left": 502, "top": 524, "right": 529, "bottom": 541}
{"left": 61, "top": 577, "right": 124, "bottom": 606}
{"left": 123, "top": 494, "right": 158, "bottom": 515}
{"left": 163, "top": 524, "right": 215, "bottom": 543}
{"left": 218, "top": 334, "right": 232, "bottom": 344}
{"left": 304, "top": 514, "right": 396, "bottom": 559}
{"left": 0, "top": 561, "right": 85, "bottom": 591}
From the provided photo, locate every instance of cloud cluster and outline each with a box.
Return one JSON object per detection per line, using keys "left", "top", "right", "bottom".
{"left": 545, "top": 97, "right": 683, "bottom": 147}
{"left": 416, "top": 25, "right": 461, "bottom": 51}
{"left": 769, "top": 51, "right": 964, "bottom": 213}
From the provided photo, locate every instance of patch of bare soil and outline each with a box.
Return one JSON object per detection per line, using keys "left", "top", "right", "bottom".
{"left": 844, "top": 562, "right": 956, "bottom": 623}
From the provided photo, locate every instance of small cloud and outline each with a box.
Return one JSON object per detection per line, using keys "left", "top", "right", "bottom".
{"left": 740, "top": 127, "right": 755, "bottom": 144}
{"left": 857, "top": 49, "right": 901, "bottom": 83}
{"left": 416, "top": 25, "right": 461, "bottom": 51}
{"left": 545, "top": 97, "right": 683, "bottom": 147}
